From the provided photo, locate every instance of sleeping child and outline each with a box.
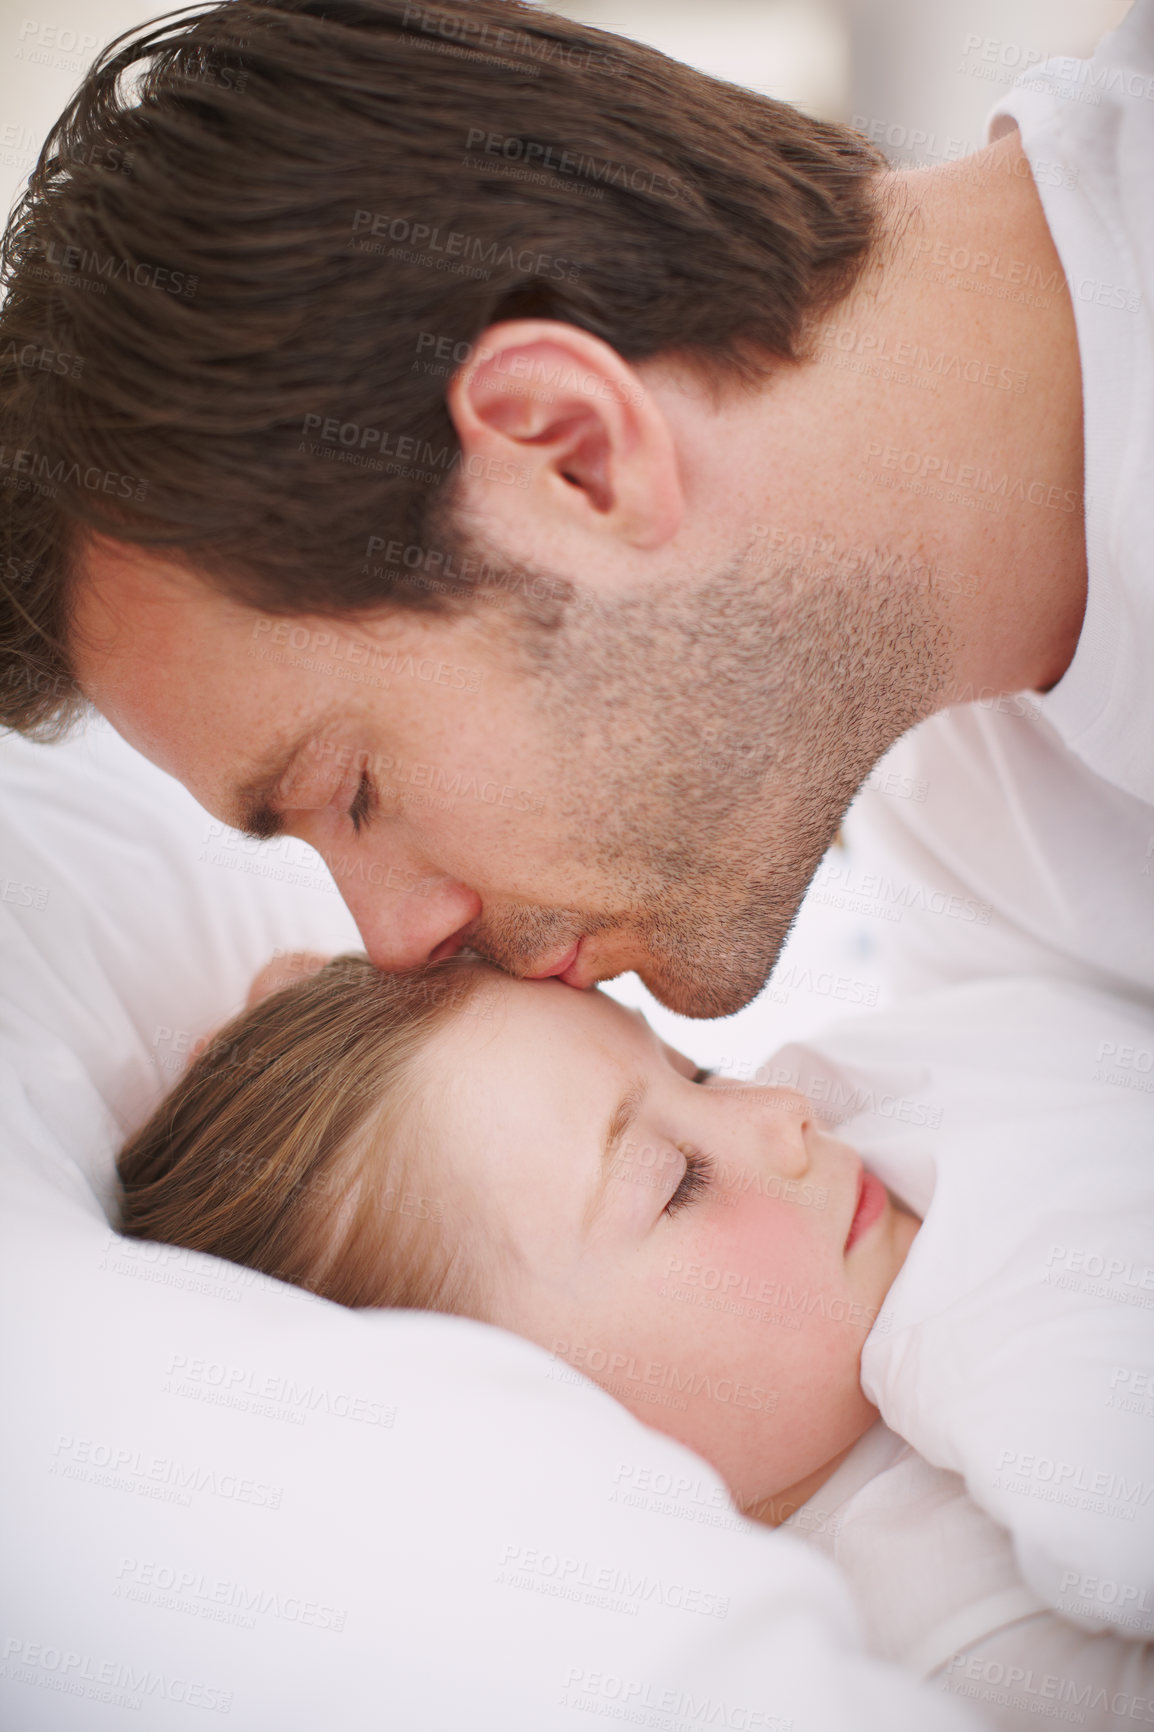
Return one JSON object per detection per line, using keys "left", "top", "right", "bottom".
{"left": 115, "top": 952, "right": 1154, "bottom": 1727}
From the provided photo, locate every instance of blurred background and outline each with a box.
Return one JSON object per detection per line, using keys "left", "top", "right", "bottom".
{"left": 0, "top": 0, "right": 1133, "bottom": 1071}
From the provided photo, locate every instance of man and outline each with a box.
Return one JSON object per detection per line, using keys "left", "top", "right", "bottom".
{"left": 0, "top": 0, "right": 1149, "bottom": 1018}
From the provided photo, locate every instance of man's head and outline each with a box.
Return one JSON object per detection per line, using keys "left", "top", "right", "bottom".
{"left": 0, "top": 0, "right": 954, "bottom": 1015}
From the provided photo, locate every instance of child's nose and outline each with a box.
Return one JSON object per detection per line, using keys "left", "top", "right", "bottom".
{"left": 757, "top": 1087, "right": 812, "bottom": 1179}
{"left": 707, "top": 1081, "right": 812, "bottom": 1179}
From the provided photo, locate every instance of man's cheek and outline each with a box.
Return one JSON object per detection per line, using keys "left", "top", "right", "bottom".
{"left": 418, "top": 797, "right": 561, "bottom": 892}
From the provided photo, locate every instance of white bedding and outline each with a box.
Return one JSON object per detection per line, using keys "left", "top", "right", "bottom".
{"left": 772, "top": 977, "right": 1154, "bottom": 1641}
{"left": 0, "top": 720, "right": 980, "bottom": 1731}
{"left": 787, "top": 1421, "right": 1154, "bottom": 1730}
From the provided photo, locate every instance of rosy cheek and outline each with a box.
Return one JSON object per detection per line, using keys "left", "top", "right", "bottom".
{"left": 720, "top": 1200, "right": 806, "bottom": 1278}
{"left": 674, "top": 1198, "right": 809, "bottom": 1293}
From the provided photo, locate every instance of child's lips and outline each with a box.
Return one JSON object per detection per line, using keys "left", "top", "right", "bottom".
{"left": 845, "top": 1168, "right": 886, "bottom": 1252}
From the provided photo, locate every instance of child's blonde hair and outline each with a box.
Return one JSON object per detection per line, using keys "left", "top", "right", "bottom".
{"left": 117, "top": 952, "right": 496, "bottom": 1316}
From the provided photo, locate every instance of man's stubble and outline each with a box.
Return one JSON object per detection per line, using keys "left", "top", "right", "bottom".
{"left": 459, "top": 532, "right": 953, "bottom": 1017}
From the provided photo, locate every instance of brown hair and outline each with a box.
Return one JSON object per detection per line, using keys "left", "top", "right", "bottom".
{"left": 0, "top": 0, "right": 886, "bottom": 740}
{"left": 116, "top": 950, "right": 498, "bottom": 1314}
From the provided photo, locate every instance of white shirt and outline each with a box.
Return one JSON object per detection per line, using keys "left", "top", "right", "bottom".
{"left": 845, "top": 0, "right": 1154, "bottom": 1005}
{"left": 785, "top": 1421, "right": 1154, "bottom": 1731}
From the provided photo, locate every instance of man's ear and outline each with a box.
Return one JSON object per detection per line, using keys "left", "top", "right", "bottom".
{"left": 245, "top": 950, "right": 332, "bottom": 1011}
{"left": 445, "top": 319, "right": 683, "bottom": 554}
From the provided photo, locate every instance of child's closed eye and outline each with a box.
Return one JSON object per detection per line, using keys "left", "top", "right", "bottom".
{"left": 664, "top": 1145, "right": 715, "bottom": 1216}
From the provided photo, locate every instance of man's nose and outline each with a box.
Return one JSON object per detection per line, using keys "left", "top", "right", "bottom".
{"left": 331, "top": 861, "right": 482, "bottom": 972}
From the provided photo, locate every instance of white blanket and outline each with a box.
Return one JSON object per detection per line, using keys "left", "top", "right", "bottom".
{"left": 771, "top": 975, "right": 1154, "bottom": 1641}
{"left": 787, "top": 1421, "right": 1154, "bottom": 1729}
{"left": 0, "top": 720, "right": 980, "bottom": 1731}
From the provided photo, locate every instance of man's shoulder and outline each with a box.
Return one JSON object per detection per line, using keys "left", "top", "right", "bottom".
{"left": 849, "top": 703, "right": 1154, "bottom": 1004}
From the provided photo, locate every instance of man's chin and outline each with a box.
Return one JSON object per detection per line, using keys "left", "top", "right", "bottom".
{"left": 634, "top": 957, "right": 770, "bottom": 1021}
{"left": 539, "top": 931, "right": 774, "bottom": 1020}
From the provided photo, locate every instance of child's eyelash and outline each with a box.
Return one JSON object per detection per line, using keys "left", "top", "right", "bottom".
{"left": 347, "top": 772, "right": 374, "bottom": 835}
{"left": 664, "top": 1145, "right": 715, "bottom": 1216}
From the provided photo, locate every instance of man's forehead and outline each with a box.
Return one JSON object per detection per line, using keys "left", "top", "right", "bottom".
{"left": 71, "top": 536, "right": 250, "bottom": 668}
{"left": 69, "top": 538, "right": 361, "bottom": 802}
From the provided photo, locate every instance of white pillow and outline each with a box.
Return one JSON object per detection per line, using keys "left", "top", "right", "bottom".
{"left": 0, "top": 720, "right": 979, "bottom": 1731}
{"left": 770, "top": 976, "right": 1154, "bottom": 1641}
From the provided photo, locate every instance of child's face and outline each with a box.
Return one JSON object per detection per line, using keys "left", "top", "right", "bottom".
{"left": 416, "top": 975, "right": 919, "bottom": 1515}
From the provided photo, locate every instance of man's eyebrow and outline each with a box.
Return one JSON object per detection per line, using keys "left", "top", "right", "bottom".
{"left": 582, "top": 1076, "right": 648, "bottom": 1236}
{"left": 230, "top": 727, "right": 319, "bottom": 840}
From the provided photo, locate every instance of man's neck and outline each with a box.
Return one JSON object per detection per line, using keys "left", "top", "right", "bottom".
{"left": 882, "top": 132, "right": 1088, "bottom": 698}
{"left": 750, "top": 129, "right": 1088, "bottom": 705}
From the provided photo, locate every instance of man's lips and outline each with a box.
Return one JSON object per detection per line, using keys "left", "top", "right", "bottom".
{"left": 844, "top": 1166, "right": 886, "bottom": 1252}
{"left": 523, "top": 940, "right": 582, "bottom": 982}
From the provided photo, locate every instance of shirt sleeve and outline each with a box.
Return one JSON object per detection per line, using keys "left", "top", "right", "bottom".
{"left": 925, "top": 1607, "right": 1154, "bottom": 1730}
{"left": 789, "top": 1433, "right": 1154, "bottom": 1729}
